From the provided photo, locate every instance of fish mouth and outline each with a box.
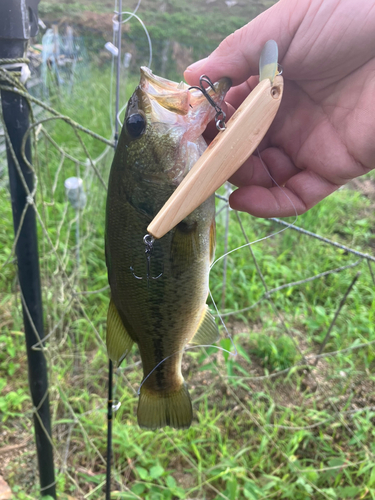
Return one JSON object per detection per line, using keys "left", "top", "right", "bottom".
{"left": 139, "top": 67, "right": 231, "bottom": 125}
{"left": 124, "top": 68, "right": 231, "bottom": 185}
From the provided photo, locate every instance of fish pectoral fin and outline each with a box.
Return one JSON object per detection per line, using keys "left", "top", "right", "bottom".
{"left": 189, "top": 306, "right": 219, "bottom": 346}
{"left": 209, "top": 220, "right": 216, "bottom": 264}
{"left": 170, "top": 221, "right": 199, "bottom": 277}
{"left": 106, "top": 299, "right": 134, "bottom": 366}
{"left": 137, "top": 383, "right": 192, "bottom": 430}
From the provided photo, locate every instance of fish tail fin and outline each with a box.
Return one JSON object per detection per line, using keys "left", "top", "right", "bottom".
{"left": 137, "top": 383, "right": 192, "bottom": 430}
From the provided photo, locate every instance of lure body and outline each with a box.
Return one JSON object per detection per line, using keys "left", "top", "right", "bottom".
{"left": 105, "top": 68, "right": 230, "bottom": 429}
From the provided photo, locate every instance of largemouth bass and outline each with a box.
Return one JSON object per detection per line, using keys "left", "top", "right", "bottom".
{"left": 105, "top": 67, "right": 230, "bottom": 430}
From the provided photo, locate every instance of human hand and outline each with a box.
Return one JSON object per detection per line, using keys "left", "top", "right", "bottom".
{"left": 184, "top": 0, "right": 375, "bottom": 217}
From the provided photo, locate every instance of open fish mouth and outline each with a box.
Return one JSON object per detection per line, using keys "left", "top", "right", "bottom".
{"left": 139, "top": 66, "right": 231, "bottom": 125}
{"left": 122, "top": 68, "right": 231, "bottom": 184}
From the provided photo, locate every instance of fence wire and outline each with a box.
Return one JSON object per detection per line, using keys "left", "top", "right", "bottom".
{"left": 1, "top": 58, "right": 375, "bottom": 500}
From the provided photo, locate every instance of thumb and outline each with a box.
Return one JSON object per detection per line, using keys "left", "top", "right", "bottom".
{"left": 184, "top": 0, "right": 306, "bottom": 87}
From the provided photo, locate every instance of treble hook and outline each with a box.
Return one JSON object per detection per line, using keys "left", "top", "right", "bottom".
{"left": 130, "top": 234, "right": 163, "bottom": 288}
{"left": 188, "top": 75, "right": 226, "bottom": 131}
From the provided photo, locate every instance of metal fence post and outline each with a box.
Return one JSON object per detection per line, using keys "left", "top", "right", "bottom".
{"left": 0, "top": 0, "right": 56, "bottom": 497}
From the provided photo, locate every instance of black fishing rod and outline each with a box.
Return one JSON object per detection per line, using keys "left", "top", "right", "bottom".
{"left": 106, "top": 359, "right": 113, "bottom": 500}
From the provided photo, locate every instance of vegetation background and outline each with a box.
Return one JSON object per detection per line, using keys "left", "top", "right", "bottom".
{"left": 1, "top": 1, "right": 375, "bottom": 499}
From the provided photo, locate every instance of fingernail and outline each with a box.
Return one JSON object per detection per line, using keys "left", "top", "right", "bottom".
{"left": 185, "top": 57, "right": 208, "bottom": 74}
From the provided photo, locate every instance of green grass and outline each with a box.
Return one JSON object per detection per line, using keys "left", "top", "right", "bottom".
{"left": 1, "top": 64, "right": 375, "bottom": 500}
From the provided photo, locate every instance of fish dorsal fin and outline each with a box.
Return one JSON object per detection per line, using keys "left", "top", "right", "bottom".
{"left": 190, "top": 306, "right": 219, "bottom": 346}
{"left": 106, "top": 299, "right": 134, "bottom": 366}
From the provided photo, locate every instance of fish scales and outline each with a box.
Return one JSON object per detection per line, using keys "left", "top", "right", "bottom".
{"left": 105, "top": 67, "right": 231, "bottom": 429}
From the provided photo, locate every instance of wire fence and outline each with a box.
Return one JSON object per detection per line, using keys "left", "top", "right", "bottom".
{"left": 1, "top": 42, "right": 375, "bottom": 500}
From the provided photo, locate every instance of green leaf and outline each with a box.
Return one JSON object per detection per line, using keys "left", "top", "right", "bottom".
{"left": 136, "top": 466, "right": 148, "bottom": 480}
{"left": 7, "top": 345, "right": 16, "bottom": 358}
{"left": 173, "top": 487, "right": 185, "bottom": 499}
{"left": 149, "top": 465, "right": 164, "bottom": 479}
{"left": 131, "top": 483, "right": 146, "bottom": 495}
{"left": 315, "top": 305, "right": 326, "bottom": 317}
{"left": 236, "top": 343, "right": 252, "bottom": 364}
{"left": 320, "top": 488, "right": 337, "bottom": 499}
{"left": 226, "top": 477, "right": 237, "bottom": 500}
{"left": 296, "top": 477, "right": 313, "bottom": 494}
{"left": 369, "top": 466, "right": 375, "bottom": 487}
{"left": 243, "top": 480, "right": 264, "bottom": 499}
{"left": 166, "top": 475, "right": 176, "bottom": 488}
{"left": 220, "top": 337, "right": 232, "bottom": 362}
{"left": 336, "top": 486, "right": 362, "bottom": 497}
{"left": 0, "top": 378, "right": 6, "bottom": 393}
{"left": 198, "top": 361, "right": 217, "bottom": 372}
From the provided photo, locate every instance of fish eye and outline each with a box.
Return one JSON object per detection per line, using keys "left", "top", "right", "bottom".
{"left": 126, "top": 113, "right": 146, "bottom": 138}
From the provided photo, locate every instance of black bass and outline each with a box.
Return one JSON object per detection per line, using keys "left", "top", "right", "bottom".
{"left": 105, "top": 67, "right": 230, "bottom": 429}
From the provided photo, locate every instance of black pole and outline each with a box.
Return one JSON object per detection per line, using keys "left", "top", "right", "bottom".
{"left": 106, "top": 360, "right": 113, "bottom": 500}
{"left": 0, "top": 1, "right": 56, "bottom": 498}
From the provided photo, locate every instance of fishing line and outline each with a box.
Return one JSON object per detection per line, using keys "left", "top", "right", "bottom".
{"left": 211, "top": 151, "right": 298, "bottom": 271}
{"left": 211, "top": 223, "right": 295, "bottom": 270}
{"left": 122, "top": 0, "right": 142, "bottom": 22}
{"left": 119, "top": 12, "right": 152, "bottom": 68}
{"left": 209, "top": 148, "right": 299, "bottom": 364}
{"left": 256, "top": 145, "right": 298, "bottom": 219}
{"left": 108, "top": 1, "right": 117, "bottom": 137}
{"left": 115, "top": 10, "right": 153, "bottom": 126}
{"left": 111, "top": 0, "right": 153, "bottom": 128}
{"left": 209, "top": 289, "right": 237, "bottom": 355}
{"left": 75, "top": 0, "right": 117, "bottom": 173}
{"left": 116, "top": 102, "right": 128, "bottom": 127}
